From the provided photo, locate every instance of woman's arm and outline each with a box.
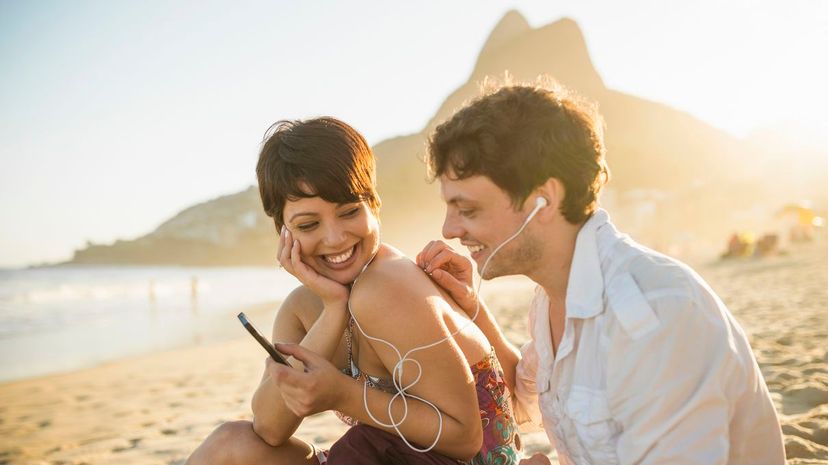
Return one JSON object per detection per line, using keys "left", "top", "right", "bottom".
{"left": 418, "top": 240, "right": 521, "bottom": 392}
{"left": 459, "top": 297, "right": 521, "bottom": 391}
{"left": 345, "top": 259, "right": 484, "bottom": 459}
{"left": 266, "top": 258, "right": 484, "bottom": 459}
{"left": 250, "top": 286, "right": 348, "bottom": 446}
{"left": 251, "top": 227, "right": 351, "bottom": 446}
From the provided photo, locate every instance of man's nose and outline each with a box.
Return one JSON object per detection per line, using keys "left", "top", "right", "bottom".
{"left": 442, "top": 214, "right": 464, "bottom": 240}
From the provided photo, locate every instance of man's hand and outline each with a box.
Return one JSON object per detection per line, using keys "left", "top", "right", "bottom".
{"left": 519, "top": 453, "right": 552, "bottom": 465}
{"left": 266, "top": 343, "right": 348, "bottom": 417}
{"left": 416, "top": 240, "right": 478, "bottom": 316}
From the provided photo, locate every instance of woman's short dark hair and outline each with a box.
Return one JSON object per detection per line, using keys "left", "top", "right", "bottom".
{"left": 256, "top": 117, "right": 380, "bottom": 229}
{"left": 427, "top": 81, "right": 609, "bottom": 224}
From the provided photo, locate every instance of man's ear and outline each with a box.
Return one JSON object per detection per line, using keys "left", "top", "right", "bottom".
{"left": 533, "top": 178, "right": 564, "bottom": 222}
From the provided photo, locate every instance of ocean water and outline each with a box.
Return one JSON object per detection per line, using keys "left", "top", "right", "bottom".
{"left": 0, "top": 266, "right": 299, "bottom": 382}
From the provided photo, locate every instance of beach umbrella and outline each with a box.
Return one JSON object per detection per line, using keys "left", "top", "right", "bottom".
{"left": 776, "top": 204, "right": 824, "bottom": 227}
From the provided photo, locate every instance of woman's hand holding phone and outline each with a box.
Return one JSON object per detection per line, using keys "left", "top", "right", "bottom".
{"left": 266, "top": 342, "right": 347, "bottom": 417}
{"left": 278, "top": 226, "right": 350, "bottom": 309}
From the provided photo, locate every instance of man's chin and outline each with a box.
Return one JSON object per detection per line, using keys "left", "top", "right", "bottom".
{"left": 480, "top": 258, "right": 525, "bottom": 280}
{"left": 480, "top": 265, "right": 505, "bottom": 281}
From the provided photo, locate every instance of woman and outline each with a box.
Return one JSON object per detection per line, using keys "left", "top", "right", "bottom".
{"left": 186, "top": 117, "right": 520, "bottom": 464}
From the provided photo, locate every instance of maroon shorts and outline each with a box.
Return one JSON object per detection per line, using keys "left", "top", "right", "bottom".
{"left": 322, "top": 425, "right": 463, "bottom": 465}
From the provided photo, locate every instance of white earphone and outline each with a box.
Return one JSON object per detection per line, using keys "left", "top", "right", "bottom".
{"left": 535, "top": 196, "right": 549, "bottom": 208}
{"left": 524, "top": 196, "right": 548, "bottom": 225}
{"left": 347, "top": 196, "right": 548, "bottom": 452}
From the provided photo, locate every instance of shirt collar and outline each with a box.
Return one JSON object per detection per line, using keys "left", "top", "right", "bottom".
{"left": 564, "top": 208, "right": 610, "bottom": 319}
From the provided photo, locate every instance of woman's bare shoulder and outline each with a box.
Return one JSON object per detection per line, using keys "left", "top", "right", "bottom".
{"left": 350, "top": 252, "right": 441, "bottom": 320}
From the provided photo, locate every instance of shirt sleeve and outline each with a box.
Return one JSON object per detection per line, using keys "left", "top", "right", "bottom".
{"left": 512, "top": 303, "right": 544, "bottom": 432}
{"left": 605, "top": 282, "right": 737, "bottom": 465}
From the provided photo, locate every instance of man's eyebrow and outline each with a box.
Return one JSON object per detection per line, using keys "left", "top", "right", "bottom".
{"left": 445, "top": 195, "right": 476, "bottom": 206}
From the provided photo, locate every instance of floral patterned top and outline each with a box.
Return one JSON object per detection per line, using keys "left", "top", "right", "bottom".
{"left": 337, "top": 317, "right": 522, "bottom": 464}
{"left": 468, "top": 350, "right": 522, "bottom": 465}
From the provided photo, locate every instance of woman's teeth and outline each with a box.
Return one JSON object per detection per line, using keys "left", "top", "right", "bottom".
{"left": 468, "top": 244, "right": 485, "bottom": 253}
{"left": 324, "top": 246, "right": 355, "bottom": 264}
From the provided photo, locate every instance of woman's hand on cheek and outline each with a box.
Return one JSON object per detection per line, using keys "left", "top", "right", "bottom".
{"left": 278, "top": 226, "right": 350, "bottom": 309}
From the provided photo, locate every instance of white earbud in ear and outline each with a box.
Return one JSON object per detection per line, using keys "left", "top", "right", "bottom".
{"left": 521, "top": 197, "right": 547, "bottom": 227}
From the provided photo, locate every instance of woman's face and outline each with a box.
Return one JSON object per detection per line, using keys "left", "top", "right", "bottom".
{"left": 281, "top": 196, "right": 380, "bottom": 285}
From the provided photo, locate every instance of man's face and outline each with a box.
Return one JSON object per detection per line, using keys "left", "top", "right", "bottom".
{"left": 440, "top": 173, "right": 542, "bottom": 279}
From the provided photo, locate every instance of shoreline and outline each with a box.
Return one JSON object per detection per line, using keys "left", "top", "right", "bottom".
{"left": 0, "top": 297, "right": 283, "bottom": 384}
{"left": 0, "top": 274, "right": 536, "bottom": 385}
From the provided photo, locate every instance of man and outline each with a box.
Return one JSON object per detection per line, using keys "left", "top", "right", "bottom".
{"left": 416, "top": 82, "right": 785, "bottom": 464}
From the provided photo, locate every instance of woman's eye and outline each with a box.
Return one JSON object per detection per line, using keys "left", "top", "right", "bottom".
{"left": 341, "top": 208, "right": 360, "bottom": 218}
{"left": 296, "top": 222, "right": 318, "bottom": 231}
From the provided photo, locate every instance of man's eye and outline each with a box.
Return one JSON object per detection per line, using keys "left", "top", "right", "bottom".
{"left": 297, "top": 222, "right": 318, "bottom": 231}
{"left": 341, "top": 208, "right": 360, "bottom": 218}
{"left": 459, "top": 209, "right": 476, "bottom": 218}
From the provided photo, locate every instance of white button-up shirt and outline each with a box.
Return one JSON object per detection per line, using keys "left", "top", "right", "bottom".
{"left": 513, "top": 209, "right": 785, "bottom": 464}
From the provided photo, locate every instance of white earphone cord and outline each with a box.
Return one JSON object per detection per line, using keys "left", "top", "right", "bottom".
{"left": 347, "top": 198, "right": 545, "bottom": 452}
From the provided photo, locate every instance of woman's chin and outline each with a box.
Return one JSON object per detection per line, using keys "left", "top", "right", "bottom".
{"left": 313, "top": 266, "right": 361, "bottom": 287}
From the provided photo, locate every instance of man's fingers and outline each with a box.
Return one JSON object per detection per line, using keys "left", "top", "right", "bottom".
{"left": 415, "top": 242, "right": 425, "bottom": 267}
{"left": 424, "top": 249, "right": 452, "bottom": 273}
{"left": 420, "top": 241, "right": 443, "bottom": 267}
{"left": 425, "top": 248, "right": 469, "bottom": 274}
{"left": 416, "top": 240, "right": 439, "bottom": 267}
{"left": 430, "top": 268, "right": 468, "bottom": 296}
{"left": 418, "top": 240, "right": 454, "bottom": 268}
{"left": 430, "top": 268, "right": 456, "bottom": 287}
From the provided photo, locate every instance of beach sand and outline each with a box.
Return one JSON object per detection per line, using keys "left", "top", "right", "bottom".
{"left": 1, "top": 240, "right": 826, "bottom": 464}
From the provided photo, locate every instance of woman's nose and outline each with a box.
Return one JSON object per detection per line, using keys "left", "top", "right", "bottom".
{"left": 322, "top": 223, "right": 348, "bottom": 248}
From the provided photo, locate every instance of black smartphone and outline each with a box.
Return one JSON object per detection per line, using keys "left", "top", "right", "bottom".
{"left": 237, "top": 312, "right": 290, "bottom": 365}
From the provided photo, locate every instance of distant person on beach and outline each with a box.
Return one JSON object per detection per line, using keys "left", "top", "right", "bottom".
{"left": 189, "top": 275, "right": 199, "bottom": 314}
{"left": 186, "top": 118, "right": 521, "bottom": 464}
{"left": 415, "top": 82, "right": 785, "bottom": 464}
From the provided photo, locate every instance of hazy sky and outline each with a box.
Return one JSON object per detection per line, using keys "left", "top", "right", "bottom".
{"left": 2, "top": 0, "right": 826, "bottom": 268}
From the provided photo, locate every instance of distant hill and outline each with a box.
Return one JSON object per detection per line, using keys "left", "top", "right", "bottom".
{"left": 69, "top": 187, "right": 278, "bottom": 266}
{"left": 66, "top": 11, "right": 826, "bottom": 266}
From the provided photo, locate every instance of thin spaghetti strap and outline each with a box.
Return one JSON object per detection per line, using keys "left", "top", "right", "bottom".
{"left": 344, "top": 315, "right": 355, "bottom": 369}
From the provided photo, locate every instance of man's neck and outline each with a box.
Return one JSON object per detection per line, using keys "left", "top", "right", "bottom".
{"left": 527, "top": 219, "right": 582, "bottom": 305}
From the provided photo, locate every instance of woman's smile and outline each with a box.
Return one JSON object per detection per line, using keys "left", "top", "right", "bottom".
{"left": 317, "top": 242, "right": 359, "bottom": 270}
